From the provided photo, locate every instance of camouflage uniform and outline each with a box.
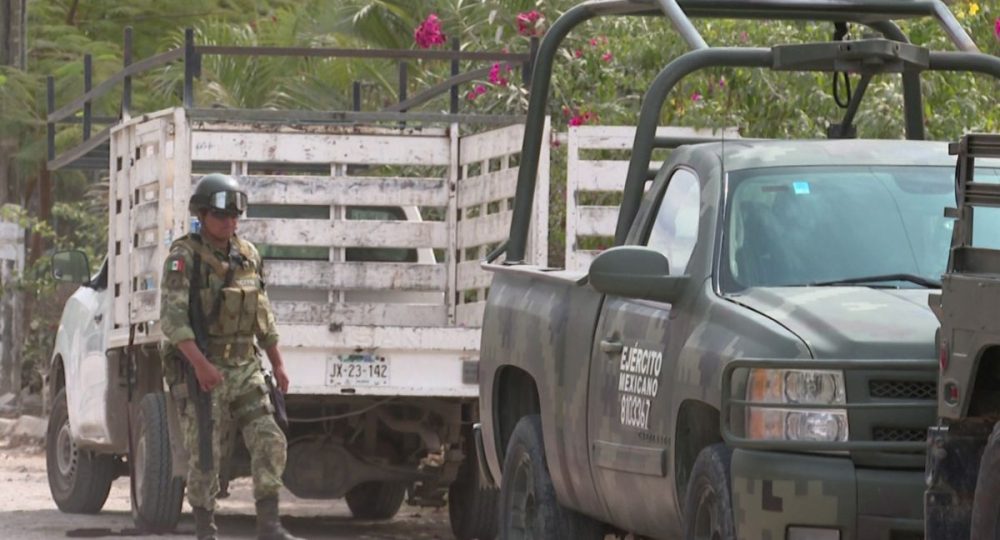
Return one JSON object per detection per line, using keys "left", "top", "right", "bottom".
{"left": 160, "top": 233, "right": 287, "bottom": 511}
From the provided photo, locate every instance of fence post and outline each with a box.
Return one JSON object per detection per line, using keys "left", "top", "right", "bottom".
{"left": 398, "top": 61, "right": 408, "bottom": 110}
{"left": 183, "top": 28, "right": 196, "bottom": 108}
{"left": 83, "top": 54, "right": 92, "bottom": 140}
{"left": 353, "top": 81, "right": 362, "bottom": 111}
{"left": 123, "top": 27, "right": 133, "bottom": 119}
{"left": 450, "top": 38, "right": 460, "bottom": 114}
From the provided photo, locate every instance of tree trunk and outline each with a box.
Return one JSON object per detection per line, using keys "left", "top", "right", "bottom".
{"left": 0, "top": 0, "right": 27, "bottom": 397}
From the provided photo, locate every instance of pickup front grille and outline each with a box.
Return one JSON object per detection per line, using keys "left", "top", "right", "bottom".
{"left": 872, "top": 426, "right": 927, "bottom": 443}
{"left": 869, "top": 380, "right": 937, "bottom": 400}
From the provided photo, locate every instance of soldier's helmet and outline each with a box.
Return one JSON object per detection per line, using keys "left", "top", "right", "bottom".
{"left": 189, "top": 173, "right": 248, "bottom": 216}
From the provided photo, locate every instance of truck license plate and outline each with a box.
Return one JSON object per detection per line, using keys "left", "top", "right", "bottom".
{"left": 326, "top": 354, "right": 390, "bottom": 387}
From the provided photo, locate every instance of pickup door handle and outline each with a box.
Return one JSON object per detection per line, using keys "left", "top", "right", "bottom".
{"left": 94, "top": 314, "right": 103, "bottom": 324}
{"left": 600, "top": 339, "right": 623, "bottom": 354}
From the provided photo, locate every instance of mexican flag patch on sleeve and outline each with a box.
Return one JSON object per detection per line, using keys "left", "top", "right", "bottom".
{"left": 169, "top": 258, "right": 185, "bottom": 272}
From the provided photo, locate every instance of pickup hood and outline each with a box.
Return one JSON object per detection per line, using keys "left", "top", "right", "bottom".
{"left": 732, "top": 287, "right": 938, "bottom": 359}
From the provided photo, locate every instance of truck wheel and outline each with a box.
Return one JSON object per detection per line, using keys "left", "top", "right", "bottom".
{"left": 499, "top": 415, "right": 603, "bottom": 540}
{"left": 46, "top": 388, "right": 115, "bottom": 513}
{"left": 682, "top": 444, "right": 735, "bottom": 540}
{"left": 345, "top": 481, "right": 406, "bottom": 520}
{"left": 130, "top": 392, "right": 184, "bottom": 532}
{"left": 971, "top": 421, "right": 1000, "bottom": 539}
{"left": 448, "top": 446, "right": 499, "bottom": 539}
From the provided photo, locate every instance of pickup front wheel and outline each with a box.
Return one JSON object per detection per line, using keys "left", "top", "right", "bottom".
{"left": 682, "top": 443, "right": 735, "bottom": 540}
{"left": 499, "top": 414, "right": 603, "bottom": 540}
{"left": 971, "top": 420, "right": 1000, "bottom": 539}
{"left": 46, "top": 388, "right": 115, "bottom": 513}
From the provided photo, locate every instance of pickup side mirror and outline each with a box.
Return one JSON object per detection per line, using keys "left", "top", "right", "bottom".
{"left": 589, "top": 246, "right": 690, "bottom": 303}
{"left": 52, "top": 250, "right": 91, "bottom": 284}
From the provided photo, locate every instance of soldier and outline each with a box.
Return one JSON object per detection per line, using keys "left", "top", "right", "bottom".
{"left": 160, "top": 173, "right": 302, "bottom": 540}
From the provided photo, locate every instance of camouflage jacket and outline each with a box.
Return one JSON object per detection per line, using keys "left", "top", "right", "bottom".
{"left": 160, "top": 233, "right": 279, "bottom": 366}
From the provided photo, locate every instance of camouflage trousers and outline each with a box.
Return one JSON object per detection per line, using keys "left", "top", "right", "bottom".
{"left": 175, "top": 359, "right": 287, "bottom": 510}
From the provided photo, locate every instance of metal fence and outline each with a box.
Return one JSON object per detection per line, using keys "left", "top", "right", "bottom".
{"left": 46, "top": 28, "right": 539, "bottom": 172}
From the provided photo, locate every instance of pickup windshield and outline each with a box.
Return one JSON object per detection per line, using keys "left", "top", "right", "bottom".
{"left": 722, "top": 165, "right": 1000, "bottom": 292}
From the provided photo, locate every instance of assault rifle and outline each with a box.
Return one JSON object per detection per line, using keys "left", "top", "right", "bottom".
{"left": 186, "top": 251, "right": 214, "bottom": 472}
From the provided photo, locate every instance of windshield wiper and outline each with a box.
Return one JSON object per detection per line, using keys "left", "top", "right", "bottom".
{"left": 807, "top": 273, "right": 941, "bottom": 289}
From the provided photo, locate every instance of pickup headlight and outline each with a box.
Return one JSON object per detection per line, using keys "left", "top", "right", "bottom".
{"left": 746, "top": 369, "right": 849, "bottom": 442}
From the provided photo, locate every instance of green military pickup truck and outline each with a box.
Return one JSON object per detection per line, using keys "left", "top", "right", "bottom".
{"left": 926, "top": 133, "right": 1000, "bottom": 540}
{"left": 473, "top": 1, "right": 1000, "bottom": 539}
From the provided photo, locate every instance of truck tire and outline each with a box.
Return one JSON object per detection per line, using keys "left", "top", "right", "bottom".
{"left": 682, "top": 443, "right": 736, "bottom": 540}
{"left": 448, "top": 445, "right": 499, "bottom": 539}
{"left": 971, "top": 420, "right": 1000, "bottom": 539}
{"left": 498, "top": 415, "right": 604, "bottom": 540}
{"left": 345, "top": 481, "right": 406, "bottom": 520}
{"left": 46, "top": 388, "right": 115, "bottom": 513}
{"left": 130, "top": 392, "right": 184, "bottom": 532}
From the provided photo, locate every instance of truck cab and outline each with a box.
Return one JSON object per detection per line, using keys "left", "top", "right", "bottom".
{"left": 482, "top": 139, "right": 999, "bottom": 539}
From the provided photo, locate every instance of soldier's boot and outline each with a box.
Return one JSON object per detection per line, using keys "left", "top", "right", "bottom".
{"left": 255, "top": 496, "right": 304, "bottom": 540}
{"left": 192, "top": 506, "right": 218, "bottom": 540}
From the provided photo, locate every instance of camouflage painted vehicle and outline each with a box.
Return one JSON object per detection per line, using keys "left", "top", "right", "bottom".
{"left": 472, "top": 1, "right": 1000, "bottom": 539}
{"left": 926, "top": 133, "right": 1000, "bottom": 540}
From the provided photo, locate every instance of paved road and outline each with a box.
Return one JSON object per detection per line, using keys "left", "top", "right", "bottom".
{"left": 0, "top": 445, "right": 453, "bottom": 540}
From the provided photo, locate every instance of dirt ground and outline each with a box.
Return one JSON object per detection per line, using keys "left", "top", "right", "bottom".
{"left": 0, "top": 444, "right": 454, "bottom": 540}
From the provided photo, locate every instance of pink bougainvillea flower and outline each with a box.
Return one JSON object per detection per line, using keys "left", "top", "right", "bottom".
{"left": 739, "top": 31, "right": 749, "bottom": 43}
{"left": 488, "top": 63, "right": 511, "bottom": 86}
{"left": 562, "top": 106, "right": 571, "bottom": 117}
{"left": 516, "top": 10, "right": 544, "bottom": 36}
{"left": 718, "top": 76, "right": 726, "bottom": 88}
{"left": 414, "top": 14, "right": 447, "bottom": 49}
{"left": 589, "top": 38, "right": 598, "bottom": 46}
{"left": 466, "top": 84, "right": 488, "bottom": 101}
{"left": 995, "top": 17, "right": 1000, "bottom": 40}
{"left": 568, "top": 110, "right": 598, "bottom": 126}
{"left": 691, "top": 91, "right": 702, "bottom": 102}
{"left": 601, "top": 52, "right": 613, "bottom": 63}
{"left": 574, "top": 49, "right": 583, "bottom": 58}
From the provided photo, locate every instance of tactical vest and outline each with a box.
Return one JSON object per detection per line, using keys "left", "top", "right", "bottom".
{"left": 180, "top": 234, "right": 265, "bottom": 364}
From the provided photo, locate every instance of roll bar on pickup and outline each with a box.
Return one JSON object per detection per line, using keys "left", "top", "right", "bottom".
{"left": 500, "top": 0, "right": 1000, "bottom": 263}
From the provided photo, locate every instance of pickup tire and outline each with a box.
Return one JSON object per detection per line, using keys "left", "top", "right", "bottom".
{"left": 682, "top": 443, "right": 735, "bottom": 540}
{"left": 498, "top": 415, "right": 603, "bottom": 540}
{"left": 130, "top": 392, "right": 184, "bottom": 532}
{"left": 971, "top": 420, "right": 1000, "bottom": 539}
{"left": 46, "top": 388, "right": 115, "bottom": 513}
{"left": 345, "top": 482, "right": 406, "bottom": 520}
{"left": 448, "top": 444, "right": 499, "bottom": 539}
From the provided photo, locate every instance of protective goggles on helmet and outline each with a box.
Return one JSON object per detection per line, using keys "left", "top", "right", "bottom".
{"left": 208, "top": 191, "right": 248, "bottom": 215}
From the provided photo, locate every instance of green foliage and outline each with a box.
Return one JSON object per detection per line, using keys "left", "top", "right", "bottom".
{"left": 1, "top": 192, "right": 107, "bottom": 392}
